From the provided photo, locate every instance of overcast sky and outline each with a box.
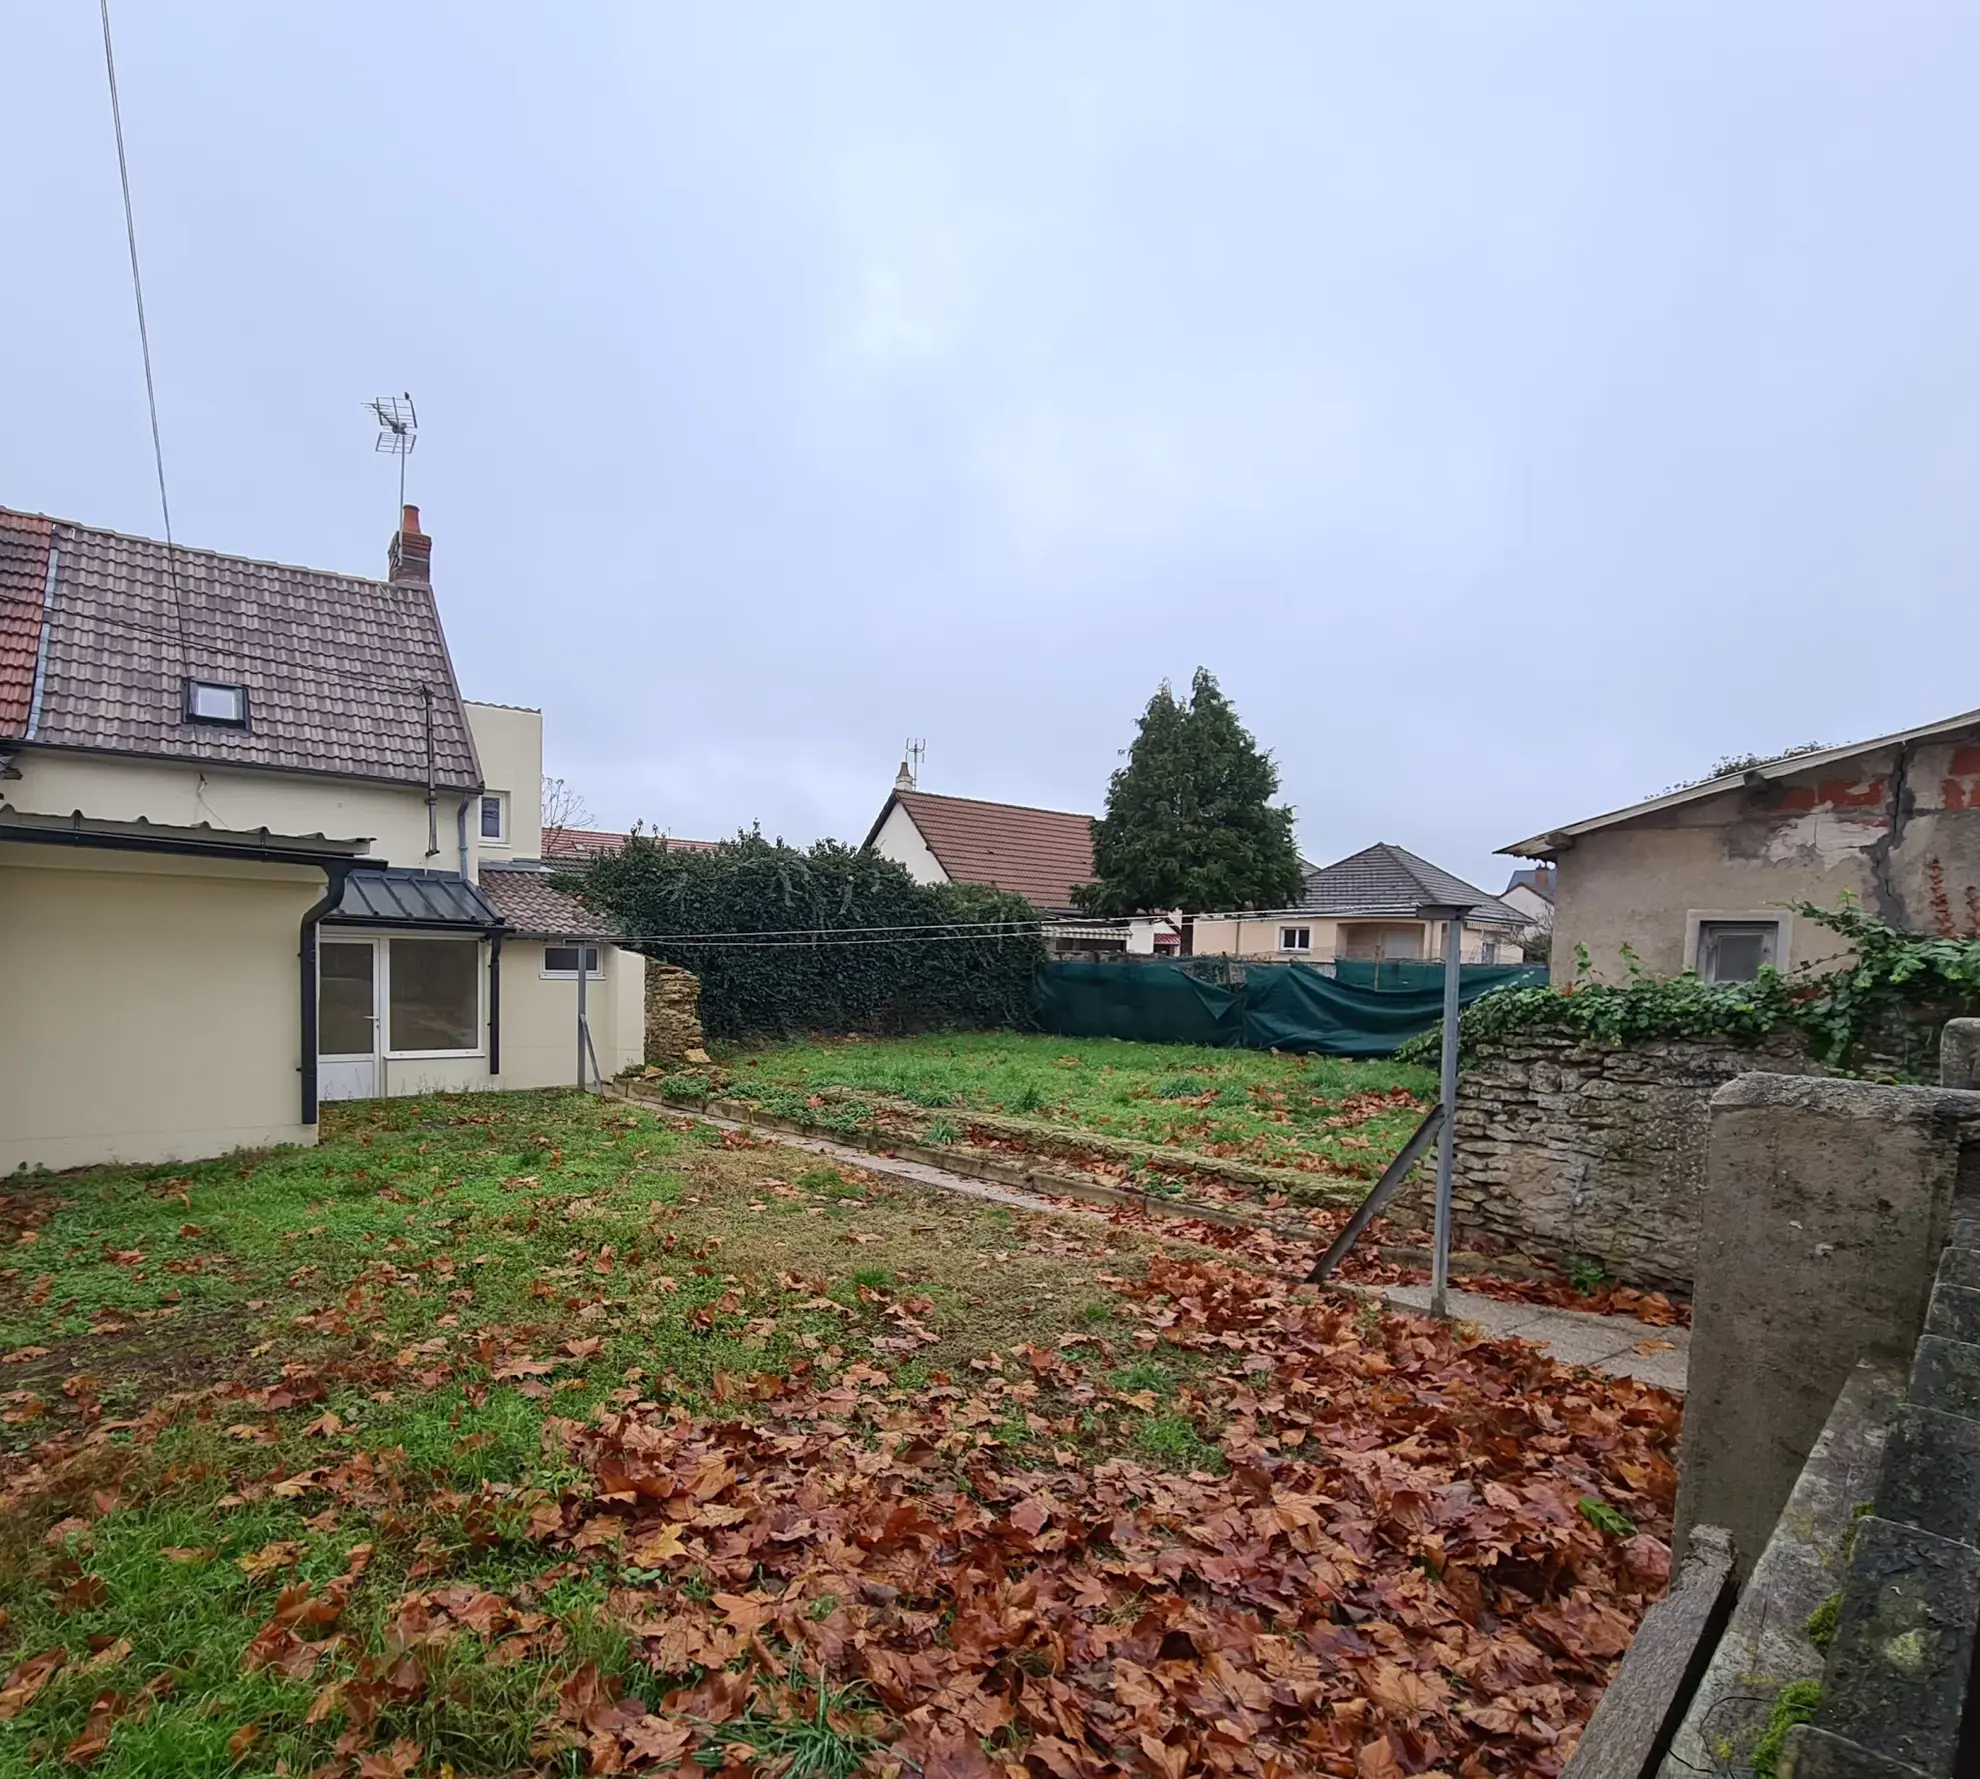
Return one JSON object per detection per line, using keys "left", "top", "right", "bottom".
{"left": 6, "top": 4, "right": 1977, "bottom": 891}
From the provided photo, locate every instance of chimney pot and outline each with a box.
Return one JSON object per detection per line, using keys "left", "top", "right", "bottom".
{"left": 389, "top": 507, "right": 433, "bottom": 585}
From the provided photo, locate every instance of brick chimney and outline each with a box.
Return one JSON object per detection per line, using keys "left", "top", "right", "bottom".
{"left": 388, "top": 504, "right": 431, "bottom": 586}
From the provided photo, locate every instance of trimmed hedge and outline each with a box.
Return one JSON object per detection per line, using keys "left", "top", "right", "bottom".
{"left": 567, "top": 830, "right": 1044, "bottom": 1042}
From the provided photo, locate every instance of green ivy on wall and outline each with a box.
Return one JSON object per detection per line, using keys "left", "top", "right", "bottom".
{"left": 566, "top": 830, "right": 1045, "bottom": 1042}
{"left": 1398, "top": 897, "right": 1980, "bottom": 1076}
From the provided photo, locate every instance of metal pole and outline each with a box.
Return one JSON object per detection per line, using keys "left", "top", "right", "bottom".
{"left": 1429, "top": 912, "right": 1464, "bottom": 1318}
{"left": 576, "top": 943, "right": 588, "bottom": 1092}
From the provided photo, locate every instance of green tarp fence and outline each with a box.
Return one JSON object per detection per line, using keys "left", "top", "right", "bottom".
{"left": 1031, "top": 959, "right": 1546, "bottom": 1057}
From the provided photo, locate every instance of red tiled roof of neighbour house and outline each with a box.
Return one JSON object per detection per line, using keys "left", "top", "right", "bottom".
{"left": 866, "top": 789, "right": 1097, "bottom": 911}
{"left": 479, "top": 863, "right": 625, "bottom": 939}
{"left": 0, "top": 510, "right": 54, "bottom": 737}
{"left": 542, "top": 827, "right": 720, "bottom": 861}
{"left": 0, "top": 507, "right": 480, "bottom": 788}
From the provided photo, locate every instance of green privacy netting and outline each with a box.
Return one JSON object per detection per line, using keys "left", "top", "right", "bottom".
{"left": 1031, "top": 959, "right": 1546, "bottom": 1057}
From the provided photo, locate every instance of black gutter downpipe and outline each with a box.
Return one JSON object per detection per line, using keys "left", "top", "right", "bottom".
{"left": 300, "top": 863, "right": 356, "bottom": 1127}
{"left": 488, "top": 931, "right": 503, "bottom": 1078}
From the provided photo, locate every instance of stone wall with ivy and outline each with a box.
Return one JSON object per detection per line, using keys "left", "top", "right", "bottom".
{"left": 1391, "top": 1029, "right": 1827, "bottom": 1292}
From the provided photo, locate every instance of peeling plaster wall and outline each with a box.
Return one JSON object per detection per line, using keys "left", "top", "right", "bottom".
{"left": 1552, "top": 736, "right": 1980, "bottom": 978}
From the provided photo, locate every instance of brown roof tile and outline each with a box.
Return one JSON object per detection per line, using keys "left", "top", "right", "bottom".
{"left": 479, "top": 864, "right": 624, "bottom": 939}
{"left": 542, "top": 827, "right": 718, "bottom": 861}
{"left": 0, "top": 510, "right": 52, "bottom": 737}
{"left": 1, "top": 508, "right": 479, "bottom": 788}
{"left": 874, "top": 789, "right": 1095, "bottom": 910}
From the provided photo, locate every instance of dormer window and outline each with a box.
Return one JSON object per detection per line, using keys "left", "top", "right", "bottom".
{"left": 184, "top": 679, "right": 249, "bottom": 728}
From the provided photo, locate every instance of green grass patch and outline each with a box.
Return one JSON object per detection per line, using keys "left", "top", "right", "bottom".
{"left": 712, "top": 1031, "right": 1433, "bottom": 1178}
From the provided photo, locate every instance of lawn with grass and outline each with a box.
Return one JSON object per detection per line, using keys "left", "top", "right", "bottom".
{"left": 699, "top": 1031, "right": 1436, "bottom": 1180}
{"left": 2, "top": 1090, "right": 1678, "bottom": 1779}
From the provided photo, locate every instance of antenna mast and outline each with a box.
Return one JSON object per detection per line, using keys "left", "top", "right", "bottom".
{"left": 905, "top": 738, "right": 926, "bottom": 787}
{"left": 368, "top": 393, "right": 418, "bottom": 514}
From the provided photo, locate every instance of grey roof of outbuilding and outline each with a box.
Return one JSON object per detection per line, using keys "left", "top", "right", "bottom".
{"left": 478, "top": 864, "right": 624, "bottom": 940}
{"left": 1297, "top": 843, "right": 1527, "bottom": 926}
{"left": 0, "top": 508, "right": 480, "bottom": 790}
{"left": 325, "top": 868, "right": 502, "bottom": 929}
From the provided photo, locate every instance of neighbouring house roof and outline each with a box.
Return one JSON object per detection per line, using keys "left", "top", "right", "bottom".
{"left": 0, "top": 506, "right": 480, "bottom": 790}
{"left": 1503, "top": 865, "right": 1556, "bottom": 904}
{"left": 541, "top": 827, "right": 718, "bottom": 862}
{"left": 325, "top": 868, "right": 502, "bottom": 930}
{"left": 479, "top": 863, "right": 624, "bottom": 940}
{"left": 863, "top": 788, "right": 1096, "bottom": 911}
{"left": 1501, "top": 706, "right": 1980, "bottom": 859}
{"left": 1297, "top": 843, "right": 1527, "bottom": 927}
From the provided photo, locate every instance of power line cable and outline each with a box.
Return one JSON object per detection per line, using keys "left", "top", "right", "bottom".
{"left": 98, "top": 0, "right": 191, "bottom": 672}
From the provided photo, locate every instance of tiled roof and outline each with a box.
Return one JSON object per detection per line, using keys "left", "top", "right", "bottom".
{"left": 326, "top": 868, "right": 501, "bottom": 929}
{"left": 541, "top": 827, "right": 719, "bottom": 861}
{"left": 1298, "top": 843, "right": 1526, "bottom": 927}
{"left": 0, "top": 508, "right": 480, "bottom": 789}
{"left": 0, "top": 510, "right": 52, "bottom": 736}
{"left": 1503, "top": 705, "right": 1980, "bottom": 857}
{"left": 479, "top": 863, "right": 625, "bottom": 939}
{"left": 868, "top": 789, "right": 1096, "bottom": 911}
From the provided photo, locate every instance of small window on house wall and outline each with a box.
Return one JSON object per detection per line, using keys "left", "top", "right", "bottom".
{"left": 543, "top": 944, "right": 602, "bottom": 977}
{"left": 388, "top": 938, "right": 480, "bottom": 1053}
{"left": 1279, "top": 926, "right": 1312, "bottom": 952}
{"left": 184, "top": 678, "right": 249, "bottom": 727}
{"left": 480, "top": 794, "right": 507, "bottom": 842}
{"left": 1697, "top": 920, "right": 1779, "bottom": 984}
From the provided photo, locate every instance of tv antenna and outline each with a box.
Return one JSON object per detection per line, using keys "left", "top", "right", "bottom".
{"left": 368, "top": 393, "right": 418, "bottom": 510}
{"left": 905, "top": 737, "right": 926, "bottom": 786}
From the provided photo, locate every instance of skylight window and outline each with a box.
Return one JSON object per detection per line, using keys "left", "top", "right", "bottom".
{"left": 184, "top": 679, "right": 250, "bottom": 727}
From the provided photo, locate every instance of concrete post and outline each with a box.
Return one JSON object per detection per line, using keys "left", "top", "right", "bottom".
{"left": 1942, "top": 1017, "right": 1980, "bottom": 1091}
{"left": 1673, "top": 1073, "right": 1980, "bottom": 1575}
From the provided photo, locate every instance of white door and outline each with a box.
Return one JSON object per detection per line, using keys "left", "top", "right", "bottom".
{"left": 319, "top": 939, "right": 381, "bottom": 1100}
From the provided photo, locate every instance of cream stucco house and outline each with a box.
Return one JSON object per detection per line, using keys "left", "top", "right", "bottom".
{"left": 1188, "top": 843, "right": 1528, "bottom": 963}
{"left": 1503, "top": 706, "right": 1980, "bottom": 982}
{"left": 0, "top": 503, "right": 642, "bottom": 1174}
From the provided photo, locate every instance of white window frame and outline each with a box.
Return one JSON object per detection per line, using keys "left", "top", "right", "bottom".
{"left": 479, "top": 792, "right": 509, "bottom": 846}
{"left": 185, "top": 677, "right": 250, "bottom": 727}
{"left": 1684, "top": 909, "right": 1792, "bottom": 983}
{"left": 540, "top": 943, "right": 605, "bottom": 980}
{"left": 1278, "top": 925, "right": 1313, "bottom": 952}
{"left": 381, "top": 935, "right": 488, "bottom": 1060}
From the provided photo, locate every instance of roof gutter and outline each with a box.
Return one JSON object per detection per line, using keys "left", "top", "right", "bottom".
{"left": 0, "top": 816, "right": 367, "bottom": 872}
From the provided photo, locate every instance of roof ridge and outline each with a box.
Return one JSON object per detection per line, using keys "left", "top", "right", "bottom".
{"left": 12, "top": 508, "right": 396, "bottom": 589}
{"left": 898, "top": 787, "right": 1096, "bottom": 822}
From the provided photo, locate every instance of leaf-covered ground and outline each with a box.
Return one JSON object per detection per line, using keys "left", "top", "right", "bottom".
{"left": 695, "top": 1034, "right": 1436, "bottom": 1182}
{"left": 1, "top": 1092, "right": 1680, "bottom": 1779}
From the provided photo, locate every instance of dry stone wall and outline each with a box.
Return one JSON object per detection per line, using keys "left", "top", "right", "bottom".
{"left": 1393, "top": 1030, "right": 1826, "bottom": 1293}
{"left": 644, "top": 963, "right": 709, "bottom": 1066}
